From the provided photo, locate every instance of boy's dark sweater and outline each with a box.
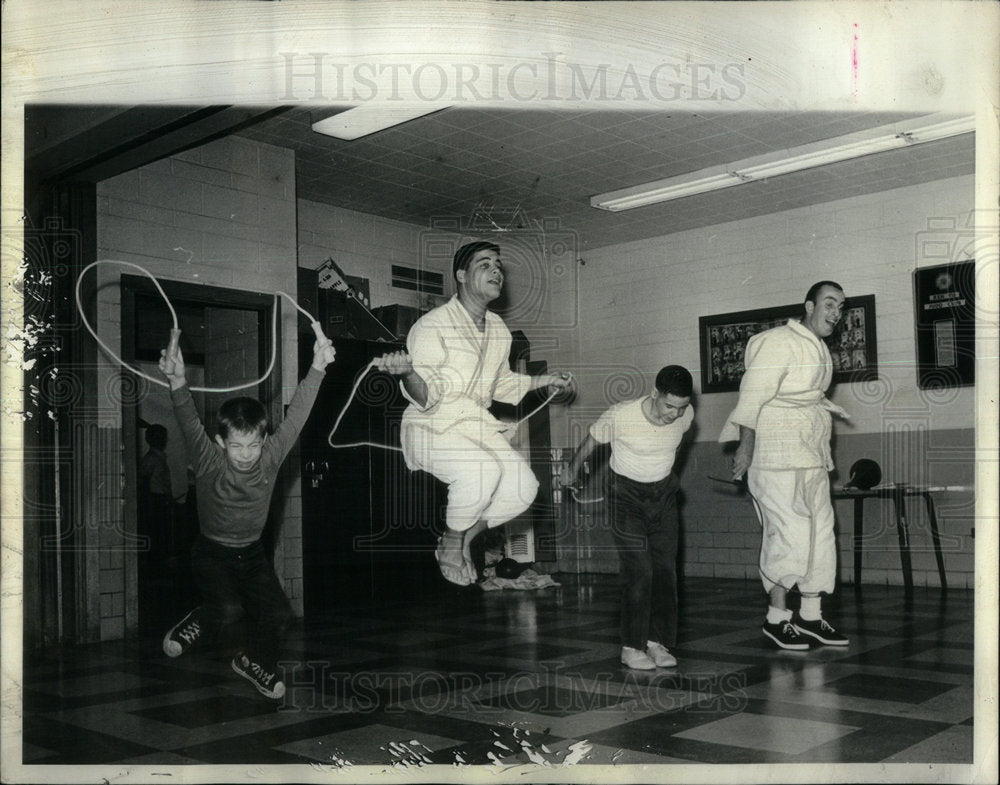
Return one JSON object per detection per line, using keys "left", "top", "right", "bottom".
{"left": 170, "top": 367, "right": 324, "bottom": 547}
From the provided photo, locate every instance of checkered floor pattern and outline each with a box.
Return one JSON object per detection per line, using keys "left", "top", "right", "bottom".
{"left": 19, "top": 576, "right": 974, "bottom": 772}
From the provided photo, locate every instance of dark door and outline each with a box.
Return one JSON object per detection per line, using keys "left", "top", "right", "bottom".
{"left": 299, "top": 336, "right": 445, "bottom": 616}
{"left": 122, "top": 277, "right": 280, "bottom": 637}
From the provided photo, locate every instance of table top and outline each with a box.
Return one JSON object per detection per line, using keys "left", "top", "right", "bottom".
{"left": 832, "top": 484, "right": 971, "bottom": 498}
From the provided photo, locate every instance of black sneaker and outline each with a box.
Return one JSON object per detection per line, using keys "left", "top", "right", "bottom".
{"left": 231, "top": 651, "right": 285, "bottom": 699}
{"left": 762, "top": 619, "right": 810, "bottom": 650}
{"left": 792, "top": 614, "right": 849, "bottom": 646}
{"left": 162, "top": 608, "right": 202, "bottom": 657}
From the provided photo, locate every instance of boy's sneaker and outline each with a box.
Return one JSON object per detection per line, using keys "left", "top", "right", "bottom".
{"left": 163, "top": 608, "right": 202, "bottom": 657}
{"left": 792, "top": 614, "right": 849, "bottom": 646}
{"left": 646, "top": 641, "right": 678, "bottom": 668}
{"left": 620, "top": 646, "right": 656, "bottom": 670}
{"left": 762, "top": 619, "right": 810, "bottom": 651}
{"left": 231, "top": 651, "right": 285, "bottom": 699}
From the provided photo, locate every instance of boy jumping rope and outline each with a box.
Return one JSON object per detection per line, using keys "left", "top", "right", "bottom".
{"left": 560, "top": 365, "right": 694, "bottom": 670}
{"left": 158, "top": 335, "right": 336, "bottom": 699}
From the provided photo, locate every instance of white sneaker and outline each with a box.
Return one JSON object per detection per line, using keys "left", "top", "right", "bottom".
{"left": 620, "top": 646, "right": 656, "bottom": 670}
{"left": 646, "top": 641, "right": 677, "bottom": 668}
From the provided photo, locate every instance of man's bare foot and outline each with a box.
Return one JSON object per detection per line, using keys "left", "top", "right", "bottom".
{"left": 435, "top": 530, "right": 472, "bottom": 586}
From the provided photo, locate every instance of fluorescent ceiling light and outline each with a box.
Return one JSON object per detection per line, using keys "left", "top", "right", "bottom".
{"left": 312, "top": 104, "right": 449, "bottom": 140}
{"left": 591, "top": 113, "right": 975, "bottom": 212}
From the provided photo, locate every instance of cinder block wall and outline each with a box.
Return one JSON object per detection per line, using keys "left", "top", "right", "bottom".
{"left": 545, "top": 174, "right": 977, "bottom": 589}
{"left": 296, "top": 198, "right": 547, "bottom": 319}
{"left": 298, "top": 199, "right": 443, "bottom": 311}
{"left": 93, "top": 137, "right": 300, "bottom": 638}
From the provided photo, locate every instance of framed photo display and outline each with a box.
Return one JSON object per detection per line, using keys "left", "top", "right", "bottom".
{"left": 913, "top": 261, "right": 975, "bottom": 389}
{"left": 699, "top": 295, "right": 878, "bottom": 394}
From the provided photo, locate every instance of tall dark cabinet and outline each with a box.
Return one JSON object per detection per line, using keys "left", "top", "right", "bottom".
{"left": 298, "top": 336, "right": 446, "bottom": 616}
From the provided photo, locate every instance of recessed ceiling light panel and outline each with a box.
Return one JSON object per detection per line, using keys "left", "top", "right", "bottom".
{"left": 591, "top": 113, "right": 974, "bottom": 211}
{"left": 312, "top": 104, "right": 450, "bottom": 140}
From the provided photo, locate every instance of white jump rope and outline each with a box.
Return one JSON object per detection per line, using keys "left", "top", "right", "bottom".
{"left": 323, "top": 361, "right": 572, "bottom": 452}
{"left": 78, "top": 260, "right": 569, "bottom": 451}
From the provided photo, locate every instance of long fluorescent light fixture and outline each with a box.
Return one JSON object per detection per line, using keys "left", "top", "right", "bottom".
{"left": 312, "top": 104, "right": 449, "bottom": 140}
{"left": 591, "top": 114, "right": 975, "bottom": 212}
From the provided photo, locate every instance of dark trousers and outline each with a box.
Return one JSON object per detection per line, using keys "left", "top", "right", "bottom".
{"left": 609, "top": 471, "right": 680, "bottom": 650}
{"left": 190, "top": 535, "right": 293, "bottom": 669}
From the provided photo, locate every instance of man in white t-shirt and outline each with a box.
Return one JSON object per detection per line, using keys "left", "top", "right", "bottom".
{"left": 560, "top": 366, "right": 694, "bottom": 670}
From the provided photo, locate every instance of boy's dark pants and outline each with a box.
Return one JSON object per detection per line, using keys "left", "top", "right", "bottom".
{"left": 190, "top": 535, "right": 293, "bottom": 669}
{"left": 608, "top": 471, "right": 680, "bottom": 651}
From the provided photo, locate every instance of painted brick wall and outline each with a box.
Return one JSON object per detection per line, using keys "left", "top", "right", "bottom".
{"left": 296, "top": 176, "right": 978, "bottom": 590}
{"left": 298, "top": 199, "right": 444, "bottom": 311}
{"left": 544, "top": 174, "right": 978, "bottom": 589}
{"left": 547, "top": 174, "right": 976, "bottom": 442}
{"left": 296, "top": 198, "right": 555, "bottom": 328}
{"left": 93, "top": 136, "right": 301, "bottom": 637}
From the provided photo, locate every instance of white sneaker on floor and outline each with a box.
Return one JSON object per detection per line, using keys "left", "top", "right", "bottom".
{"left": 621, "top": 646, "right": 656, "bottom": 670}
{"left": 646, "top": 640, "right": 677, "bottom": 667}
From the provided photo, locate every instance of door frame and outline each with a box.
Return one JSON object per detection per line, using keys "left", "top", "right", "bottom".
{"left": 119, "top": 274, "right": 281, "bottom": 634}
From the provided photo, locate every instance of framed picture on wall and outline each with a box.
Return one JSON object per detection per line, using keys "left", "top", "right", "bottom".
{"left": 698, "top": 295, "right": 878, "bottom": 393}
{"left": 913, "top": 260, "right": 975, "bottom": 389}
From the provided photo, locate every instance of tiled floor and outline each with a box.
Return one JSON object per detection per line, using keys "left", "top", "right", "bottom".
{"left": 18, "top": 575, "right": 975, "bottom": 775}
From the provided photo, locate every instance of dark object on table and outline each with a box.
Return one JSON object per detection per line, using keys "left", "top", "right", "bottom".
{"left": 846, "top": 458, "right": 882, "bottom": 490}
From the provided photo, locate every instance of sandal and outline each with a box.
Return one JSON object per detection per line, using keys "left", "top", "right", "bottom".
{"left": 435, "top": 535, "right": 472, "bottom": 586}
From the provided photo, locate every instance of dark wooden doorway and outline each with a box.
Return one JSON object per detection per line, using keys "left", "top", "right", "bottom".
{"left": 120, "top": 275, "right": 281, "bottom": 637}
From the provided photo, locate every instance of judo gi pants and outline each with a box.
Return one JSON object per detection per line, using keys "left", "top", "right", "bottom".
{"left": 608, "top": 471, "right": 680, "bottom": 650}
{"left": 405, "top": 419, "right": 539, "bottom": 532}
{"left": 747, "top": 467, "right": 837, "bottom": 595}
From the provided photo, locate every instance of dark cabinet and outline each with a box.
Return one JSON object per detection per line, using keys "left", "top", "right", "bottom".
{"left": 298, "top": 336, "right": 445, "bottom": 615}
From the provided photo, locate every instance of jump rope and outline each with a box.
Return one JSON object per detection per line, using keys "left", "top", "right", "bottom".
{"left": 77, "top": 259, "right": 569, "bottom": 453}
{"left": 76, "top": 263, "right": 801, "bottom": 508}
{"left": 560, "top": 478, "right": 605, "bottom": 505}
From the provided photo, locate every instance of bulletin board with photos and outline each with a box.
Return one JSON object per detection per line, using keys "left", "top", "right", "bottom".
{"left": 698, "top": 295, "right": 878, "bottom": 393}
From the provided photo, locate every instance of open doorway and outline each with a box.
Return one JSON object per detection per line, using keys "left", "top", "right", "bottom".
{"left": 120, "top": 275, "right": 281, "bottom": 637}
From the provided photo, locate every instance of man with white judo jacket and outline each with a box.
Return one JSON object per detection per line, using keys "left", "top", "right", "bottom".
{"left": 720, "top": 281, "right": 851, "bottom": 650}
{"left": 377, "top": 241, "right": 574, "bottom": 586}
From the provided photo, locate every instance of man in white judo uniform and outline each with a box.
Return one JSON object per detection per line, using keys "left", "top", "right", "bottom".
{"left": 720, "top": 281, "right": 851, "bottom": 650}
{"left": 377, "top": 241, "right": 574, "bottom": 586}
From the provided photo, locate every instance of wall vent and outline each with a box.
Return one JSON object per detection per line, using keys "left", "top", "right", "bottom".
{"left": 391, "top": 265, "right": 444, "bottom": 295}
{"left": 504, "top": 520, "right": 535, "bottom": 563}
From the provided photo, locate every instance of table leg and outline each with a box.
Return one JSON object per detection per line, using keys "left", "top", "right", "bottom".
{"left": 892, "top": 488, "right": 914, "bottom": 594}
{"left": 853, "top": 496, "right": 864, "bottom": 588}
{"left": 922, "top": 492, "right": 948, "bottom": 590}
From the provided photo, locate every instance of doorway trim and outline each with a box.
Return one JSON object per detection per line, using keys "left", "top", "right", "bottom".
{"left": 119, "top": 275, "right": 281, "bottom": 634}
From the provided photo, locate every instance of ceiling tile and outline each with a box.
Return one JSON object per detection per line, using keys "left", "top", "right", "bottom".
{"left": 225, "top": 107, "right": 975, "bottom": 248}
